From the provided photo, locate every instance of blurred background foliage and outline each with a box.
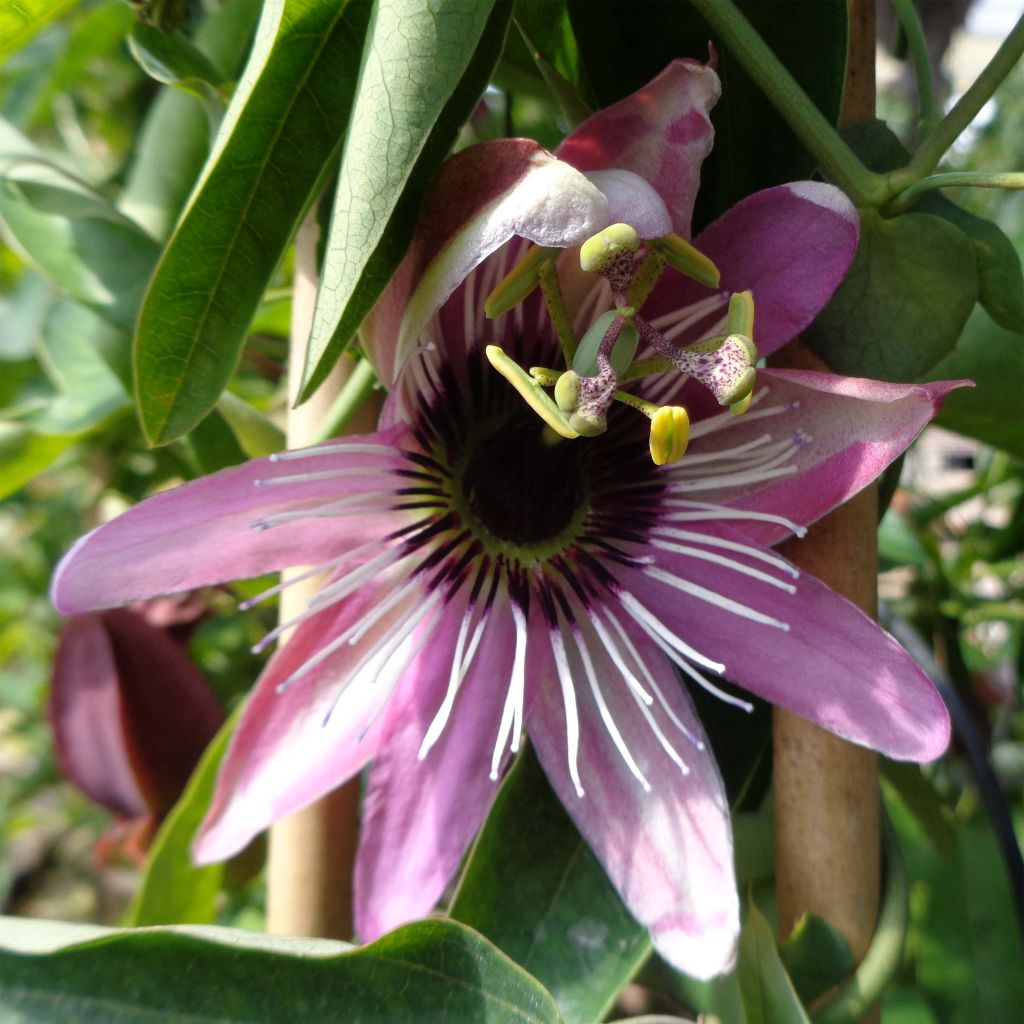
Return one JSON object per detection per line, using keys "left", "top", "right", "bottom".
{"left": 0, "top": 1, "right": 1020, "bottom": 1021}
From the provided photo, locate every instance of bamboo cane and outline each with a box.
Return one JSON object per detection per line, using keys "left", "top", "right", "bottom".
{"left": 772, "top": 0, "right": 882, "bottom": 984}
{"left": 265, "top": 212, "right": 379, "bottom": 938}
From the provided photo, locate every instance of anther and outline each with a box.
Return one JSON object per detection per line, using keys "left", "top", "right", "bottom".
{"left": 648, "top": 406, "right": 690, "bottom": 466}
{"left": 651, "top": 234, "right": 720, "bottom": 288}
{"left": 484, "top": 244, "right": 560, "bottom": 318}
{"left": 485, "top": 345, "right": 579, "bottom": 439}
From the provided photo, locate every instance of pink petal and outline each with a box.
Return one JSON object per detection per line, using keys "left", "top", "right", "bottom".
{"left": 617, "top": 542, "right": 951, "bottom": 761}
{"left": 51, "top": 428, "right": 411, "bottom": 614}
{"left": 558, "top": 58, "right": 720, "bottom": 238}
{"left": 195, "top": 569, "right": 433, "bottom": 862}
{"left": 677, "top": 370, "right": 971, "bottom": 546}
{"left": 527, "top": 617, "right": 739, "bottom": 980}
{"left": 361, "top": 140, "right": 610, "bottom": 386}
{"left": 640, "top": 182, "right": 860, "bottom": 368}
{"left": 354, "top": 596, "right": 517, "bottom": 940}
{"left": 50, "top": 614, "right": 149, "bottom": 818}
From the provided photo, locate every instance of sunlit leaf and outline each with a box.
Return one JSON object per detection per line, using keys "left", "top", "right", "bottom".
{"left": 134, "top": 0, "right": 373, "bottom": 445}
{"left": 298, "top": 0, "right": 512, "bottom": 400}
{"left": 0, "top": 422, "right": 71, "bottom": 499}
{"left": 0, "top": 0, "right": 78, "bottom": 66}
{"left": 0, "top": 160, "right": 161, "bottom": 329}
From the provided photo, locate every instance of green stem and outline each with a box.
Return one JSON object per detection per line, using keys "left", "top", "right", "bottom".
{"left": 890, "top": 0, "right": 939, "bottom": 137}
{"left": 311, "top": 357, "right": 378, "bottom": 444}
{"left": 890, "top": 13, "right": 1024, "bottom": 192}
{"left": 885, "top": 170, "right": 1024, "bottom": 214}
{"left": 689, "top": 0, "right": 885, "bottom": 207}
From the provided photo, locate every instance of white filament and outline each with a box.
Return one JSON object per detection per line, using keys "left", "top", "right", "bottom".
{"left": 649, "top": 539, "right": 797, "bottom": 593}
{"left": 550, "top": 627, "right": 585, "bottom": 797}
{"left": 600, "top": 607, "right": 705, "bottom": 750}
{"left": 644, "top": 565, "right": 790, "bottom": 631}
{"left": 489, "top": 603, "right": 528, "bottom": 780}
{"left": 419, "top": 601, "right": 479, "bottom": 759}
{"left": 570, "top": 626, "right": 651, "bottom": 792}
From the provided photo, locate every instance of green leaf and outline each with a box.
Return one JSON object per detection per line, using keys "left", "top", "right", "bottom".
{"left": 0, "top": 161, "right": 161, "bottom": 329}
{"left": 569, "top": 0, "right": 847, "bottom": 231}
{"left": 0, "top": 916, "right": 565, "bottom": 1023}
{"left": 118, "top": 0, "right": 261, "bottom": 241}
{"left": 0, "top": 421, "right": 71, "bottom": 499}
{"left": 128, "top": 22, "right": 229, "bottom": 123}
{"left": 298, "top": 0, "right": 512, "bottom": 401}
{"left": 777, "top": 914, "right": 853, "bottom": 1010}
{"left": 804, "top": 208, "right": 978, "bottom": 381}
{"left": 125, "top": 709, "right": 239, "bottom": 927}
{"left": 216, "top": 391, "right": 286, "bottom": 458}
{"left": 128, "top": 22, "right": 227, "bottom": 91}
{"left": 174, "top": 408, "right": 249, "bottom": 477}
{"left": 918, "top": 194, "right": 1024, "bottom": 335}
{"left": 839, "top": 119, "right": 1024, "bottom": 335}
{"left": 513, "top": 0, "right": 594, "bottom": 125}
{"left": 928, "top": 306, "right": 1024, "bottom": 457}
{"left": 133, "top": 0, "right": 374, "bottom": 445}
{"left": 22, "top": 300, "right": 131, "bottom": 435}
{"left": 451, "top": 746, "right": 650, "bottom": 1024}
{"left": 0, "top": 0, "right": 77, "bottom": 66}
{"left": 885, "top": 791, "right": 1024, "bottom": 1023}
{"left": 736, "top": 900, "right": 812, "bottom": 1024}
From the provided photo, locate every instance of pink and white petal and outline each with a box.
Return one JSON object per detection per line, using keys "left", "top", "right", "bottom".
{"left": 362, "top": 140, "right": 610, "bottom": 386}
{"left": 528, "top": 618, "right": 739, "bottom": 980}
{"left": 668, "top": 371, "right": 971, "bottom": 546}
{"left": 195, "top": 569, "right": 434, "bottom": 862}
{"left": 50, "top": 614, "right": 149, "bottom": 818}
{"left": 558, "top": 59, "right": 720, "bottom": 238}
{"left": 51, "top": 427, "right": 413, "bottom": 614}
{"left": 617, "top": 543, "right": 950, "bottom": 761}
{"left": 584, "top": 170, "right": 672, "bottom": 239}
{"left": 354, "top": 595, "right": 518, "bottom": 940}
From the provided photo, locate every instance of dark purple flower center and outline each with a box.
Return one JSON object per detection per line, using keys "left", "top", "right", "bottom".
{"left": 400, "top": 346, "right": 666, "bottom": 588}
{"left": 462, "top": 413, "right": 587, "bottom": 545}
